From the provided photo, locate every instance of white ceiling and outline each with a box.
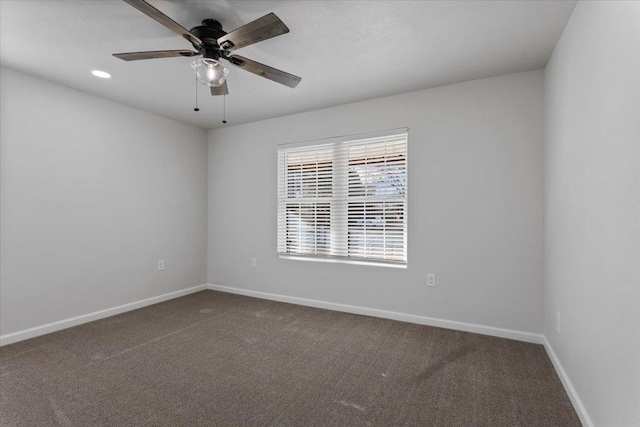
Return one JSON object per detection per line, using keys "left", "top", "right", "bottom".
{"left": 0, "top": 0, "right": 576, "bottom": 130}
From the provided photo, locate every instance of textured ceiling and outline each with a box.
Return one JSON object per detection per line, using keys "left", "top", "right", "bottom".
{"left": 0, "top": 0, "right": 576, "bottom": 130}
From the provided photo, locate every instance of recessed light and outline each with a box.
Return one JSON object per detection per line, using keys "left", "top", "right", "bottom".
{"left": 91, "top": 70, "right": 111, "bottom": 79}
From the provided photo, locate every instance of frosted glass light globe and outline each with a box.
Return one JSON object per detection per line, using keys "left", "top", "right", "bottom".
{"left": 192, "top": 56, "right": 229, "bottom": 87}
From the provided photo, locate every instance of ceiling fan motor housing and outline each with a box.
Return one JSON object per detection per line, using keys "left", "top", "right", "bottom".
{"left": 190, "top": 19, "right": 228, "bottom": 59}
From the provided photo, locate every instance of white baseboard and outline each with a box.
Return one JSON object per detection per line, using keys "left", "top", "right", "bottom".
{"left": 206, "top": 284, "right": 544, "bottom": 344}
{"left": 0, "top": 284, "right": 207, "bottom": 347}
{"left": 543, "top": 336, "right": 594, "bottom": 427}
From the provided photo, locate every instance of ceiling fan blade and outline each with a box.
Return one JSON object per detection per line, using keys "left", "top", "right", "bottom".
{"left": 217, "top": 13, "right": 289, "bottom": 51}
{"left": 113, "top": 50, "right": 198, "bottom": 61}
{"left": 122, "top": 0, "right": 202, "bottom": 47}
{"left": 210, "top": 81, "right": 229, "bottom": 96}
{"left": 226, "top": 55, "right": 301, "bottom": 88}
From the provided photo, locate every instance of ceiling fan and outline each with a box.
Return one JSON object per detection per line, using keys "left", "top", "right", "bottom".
{"left": 113, "top": 0, "right": 302, "bottom": 96}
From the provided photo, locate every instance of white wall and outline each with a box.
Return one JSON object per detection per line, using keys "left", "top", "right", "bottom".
{"left": 208, "top": 70, "right": 544, "bottom": 335}
{"left": 0, "top": 67, "right": 208, "bottom": 336}
{"left": 544, "top": 2, "right": 640, "bottom": 426}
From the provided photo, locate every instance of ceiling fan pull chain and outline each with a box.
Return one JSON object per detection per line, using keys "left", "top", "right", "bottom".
{"left": 222, "top": 95, "right": 227, "bottom": 124}
{"left": 194, "top": 77, "right": 200, "bottom": 112}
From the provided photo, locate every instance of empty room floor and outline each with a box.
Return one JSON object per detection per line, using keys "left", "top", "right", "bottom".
{"left": 0, "top": 291, "right": 580, "bottom": 426}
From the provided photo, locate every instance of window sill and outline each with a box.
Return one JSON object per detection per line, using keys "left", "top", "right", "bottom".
{"left": 278, "top": 254, "right": 407, "bottom": 269}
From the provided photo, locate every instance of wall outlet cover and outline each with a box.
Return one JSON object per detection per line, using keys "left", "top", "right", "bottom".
{"left": 427, "top": 273, "right": 436, "bottom": 287}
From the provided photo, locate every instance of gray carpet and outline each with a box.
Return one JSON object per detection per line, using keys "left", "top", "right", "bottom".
{"left": 0, "top": 290, "right": 580, "bottom": 426}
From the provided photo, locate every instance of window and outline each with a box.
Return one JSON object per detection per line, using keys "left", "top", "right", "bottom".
{"left": 277, "top": 129, "right": 407, "bottom": 266}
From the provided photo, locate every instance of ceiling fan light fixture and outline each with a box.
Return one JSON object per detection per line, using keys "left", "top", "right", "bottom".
{"left": 192, "top": 56, "right": 228, "bottom": 88}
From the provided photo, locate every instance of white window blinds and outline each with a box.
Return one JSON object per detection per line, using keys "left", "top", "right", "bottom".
{"left": 277, "top": 129, "right": 407, "bottom": 266}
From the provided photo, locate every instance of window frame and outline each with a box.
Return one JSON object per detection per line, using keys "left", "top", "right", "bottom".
{"left": 277, "top": 128, "right": 408, "bottom": 268}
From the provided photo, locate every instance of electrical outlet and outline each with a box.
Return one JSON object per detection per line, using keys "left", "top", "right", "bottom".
{"left": 157, "top": 260, "right": 165, "bottom": 271}
{"left": 251, "top": 258, "right": 256, "bottom": 268}
{"left": 555, "top": 311, "right": 561, "bottom": 334}
{"left": 427, "top": 273, "right": 436, "bottom": 287}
